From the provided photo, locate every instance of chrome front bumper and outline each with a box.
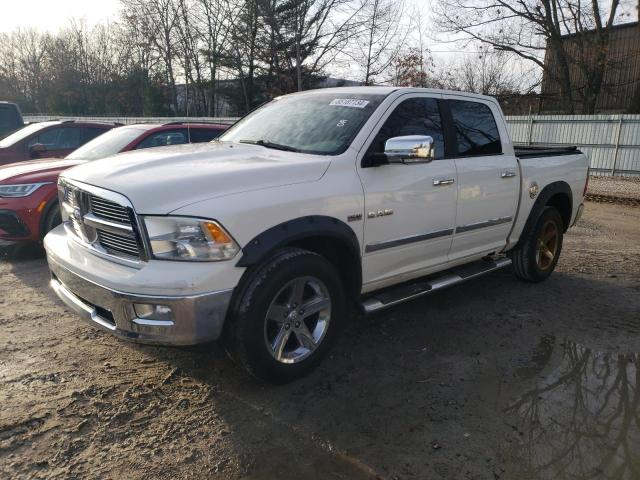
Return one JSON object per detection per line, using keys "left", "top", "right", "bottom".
{"left": 48, "top": 256, "right": 233, "bottom": 345}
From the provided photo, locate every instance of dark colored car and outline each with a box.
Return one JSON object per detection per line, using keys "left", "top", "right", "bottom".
{"left": 0, "top": 102, "right": 24, "bottom": 139}
{"left": 0, "top": 120, "right": 120, "bottom": 167}
{"left": 0, "top": 122, "right": 228, "bottom": 244}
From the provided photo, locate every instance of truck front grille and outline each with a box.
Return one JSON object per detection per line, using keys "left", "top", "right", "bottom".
{"left": 96, "top": 229, "right": 140, "bottom": 258}
{"left": 60, "top": 181, "right": 144, "bottom": 263}
{"left": 89, "top": 195, "right": 131, "bottom": 224}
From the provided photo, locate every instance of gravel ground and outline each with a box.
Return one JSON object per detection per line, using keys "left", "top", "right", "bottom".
{"left": 1, "top": 201, "right": 639, "bottom": 480}
{"left": 587, "top": 176, "right": 640, "bottom": 204}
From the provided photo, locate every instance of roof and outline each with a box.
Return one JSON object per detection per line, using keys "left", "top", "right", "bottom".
{"left": 560, "top": 20, "right": 639, "bottom": 39}
{"left": 286, "top": 86, "right": 500, "bottom": 103}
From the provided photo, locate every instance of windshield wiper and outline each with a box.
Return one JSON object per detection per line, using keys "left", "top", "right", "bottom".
{"left": 238, "top": 139, "right": 300, "bottom": 152}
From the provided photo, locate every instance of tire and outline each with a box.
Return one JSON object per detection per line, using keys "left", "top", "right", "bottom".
{"left": 510, "top": 206, "right": 564, "bottom": 282}
{"left": 225, "top": 248, "right": 345, "bottom": 383}
{"left": 41, "top": 202, "right": 62, "bottom": 239}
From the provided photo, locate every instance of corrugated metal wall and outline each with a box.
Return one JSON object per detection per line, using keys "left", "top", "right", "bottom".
{"left": 507, "top": 115, "right": 640, "bottom": 177}
{"left": 24, "top": 114, "right": 640, "bottom": 177}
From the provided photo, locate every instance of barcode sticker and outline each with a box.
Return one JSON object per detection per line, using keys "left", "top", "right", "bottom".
{"left": 329, "top": 99, "right": 370, "bottom": 109}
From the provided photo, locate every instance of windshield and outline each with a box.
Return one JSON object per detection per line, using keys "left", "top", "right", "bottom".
{"left": 66, "top": 126, "right": 143, "bottom": 160}
{"left": 0, "top": 122, "right": 55, "bottom": 148}
{"left": 219, "top": 92, "right": 385, "bottom": 155}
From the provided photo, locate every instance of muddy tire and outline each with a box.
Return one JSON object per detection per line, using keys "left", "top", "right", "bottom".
{"left": 510, "top": 206, "right": 564, "bottom": 282}
{"left": 225, "top": 248, "right": 345, "bottom": 384}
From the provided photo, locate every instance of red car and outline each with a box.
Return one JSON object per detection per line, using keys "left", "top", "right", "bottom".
{"left": 0, "top": 120, "right": 120, "bottom": 167}
{"left": 0, "top": 122, "right": 228, "bottom": 245}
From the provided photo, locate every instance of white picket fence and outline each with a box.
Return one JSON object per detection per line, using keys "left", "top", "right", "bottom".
{"left": 24, "top": 113, "right": 640, "bottom": 177}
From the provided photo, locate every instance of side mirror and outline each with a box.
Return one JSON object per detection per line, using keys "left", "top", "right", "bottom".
{"left": 384, "top": 135, "right": 435, "bottom": 164}
{"left": 29, "top": 143, "right": 47, "bottom": 158}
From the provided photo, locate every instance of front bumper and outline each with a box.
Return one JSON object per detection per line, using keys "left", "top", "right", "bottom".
{"left": 47, "top": 251, "right": 234, "bottom": 346}
{"left": 0, "top": 209, "right": 30, "bottom": 238}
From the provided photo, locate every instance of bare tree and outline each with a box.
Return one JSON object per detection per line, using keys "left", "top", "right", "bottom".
{"left": 346, "top": 0, "right": 408, "bottom": 85}
{"left": 433, "top": 0, "right": 631, "bottom": 114}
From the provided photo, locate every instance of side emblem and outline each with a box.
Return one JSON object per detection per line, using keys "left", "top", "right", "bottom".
{"left": 367, "top": 209, "right": 394, "bottom": 219}
{"left": 347, "top": 213, "right": 363, "bottom": 222}
{"left": 529, "top": 182, "right": 540, "bottom": 199}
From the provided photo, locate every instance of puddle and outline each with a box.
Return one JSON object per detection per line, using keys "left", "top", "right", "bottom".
{"left": 503, "top": 341, "right": 639, "bottom": 479}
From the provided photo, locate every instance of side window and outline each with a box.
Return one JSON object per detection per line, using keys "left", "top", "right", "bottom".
{"left": 135, "top": 129, "right": 187, "bottom": 149}
{"left": 188, "top": 128, "right": 224, "bottom": 143}
{"left": 367, "top": 97, "right": 445, "bottom": 160}
{"left": 449, "top": 100, "right": 502, "bottom": 156}
{"left": 28, "top": 127, "right": 82, "bottom": 150}
{"left": 84, "top": 127, "right": 109, "bottom": 143}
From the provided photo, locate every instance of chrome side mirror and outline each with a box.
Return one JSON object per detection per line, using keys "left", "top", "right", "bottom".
{"left": 384, "top": 135, "right": 435, "bottom": 164}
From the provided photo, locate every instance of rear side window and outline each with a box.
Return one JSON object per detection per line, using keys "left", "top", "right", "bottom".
{"left": 449, "top": 100, "right": 501, "bottom": 156}
{"left": 84, "top": 127, "right": 109, "bottom": 143}
{"left": 188, "top": 128, "right": 225, "bottom": 143}
{"left": 135, "top": 129, "right": 187, "bottom": 149}
{"left": 28, "top": 127, "right": 82, "bottom": 150}
{"left": 367, "top": 97, "right": 445, "bottom": 159}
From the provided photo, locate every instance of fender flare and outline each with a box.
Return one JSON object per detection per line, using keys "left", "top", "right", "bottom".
{"left": 236, "top": 215, "right": 362, "bottom": 270}
{"left": 517, "top": 181, "right": 573, "bottom": 247}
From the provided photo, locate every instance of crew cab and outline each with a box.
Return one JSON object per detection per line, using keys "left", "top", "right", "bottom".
{"left": 0, "top": 120, "right": 119, "bottom": 167}
{"left": 44, "top": 87, "right": 589, "bottom": 383}
{"left": 0, "top": 122, "right": 228, "bottom": 244}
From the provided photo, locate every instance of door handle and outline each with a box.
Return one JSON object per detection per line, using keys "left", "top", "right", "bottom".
{"left": 501, "top": 170, "right": 517, "bottom": 178}
{"left": 433, "top": 178, "right": 455, "bottom": 186}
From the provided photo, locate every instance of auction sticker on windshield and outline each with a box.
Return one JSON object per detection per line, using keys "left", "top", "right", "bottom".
{"left": 329, "top": 99, "right": 370, "bottom": 108}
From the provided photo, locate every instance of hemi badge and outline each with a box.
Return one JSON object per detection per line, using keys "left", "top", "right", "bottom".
{"left": 347, "top": 214, "right": 363, "bottom": 222}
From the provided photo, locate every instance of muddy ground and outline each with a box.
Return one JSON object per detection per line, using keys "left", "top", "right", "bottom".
{"left": 1, "top": 201, "right": 639, "bottom": 480}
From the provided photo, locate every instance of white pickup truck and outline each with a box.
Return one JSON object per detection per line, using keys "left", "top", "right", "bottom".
{"left": 45, "top": 87, "right": 588, "bottom": 382}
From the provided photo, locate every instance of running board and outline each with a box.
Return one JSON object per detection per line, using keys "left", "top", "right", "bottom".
{"left": 361, "top": 257, "right": 512, "bottom": 314}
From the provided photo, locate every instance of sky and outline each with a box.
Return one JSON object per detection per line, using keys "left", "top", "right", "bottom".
{"left": 0, "top": 0, "right": 122, "bottom": 33}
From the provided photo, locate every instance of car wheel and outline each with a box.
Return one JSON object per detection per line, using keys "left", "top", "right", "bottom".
{"left": 510, "top": 206, "right": 564, "bottom": 282}
{"left": 226, "top": 247, "right": 345, "bottom": 383}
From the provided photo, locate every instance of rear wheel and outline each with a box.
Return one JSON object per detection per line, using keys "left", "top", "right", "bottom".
{"left": 510, "top": 207, "right": 564, "bottom": 282}
{"left": 226, "top": 248, "right": 345, "bottom": 383}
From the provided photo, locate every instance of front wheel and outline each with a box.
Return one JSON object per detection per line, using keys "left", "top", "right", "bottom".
{"left": 510, "top": 206, "right": 564, "bottom": 282}
{"left": 225, "top": 248, "right": 345, "bottom": 383}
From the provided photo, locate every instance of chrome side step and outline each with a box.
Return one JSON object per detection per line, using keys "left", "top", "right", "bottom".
{"left": 361, "top": 257, "right": 512, "bottom": 314}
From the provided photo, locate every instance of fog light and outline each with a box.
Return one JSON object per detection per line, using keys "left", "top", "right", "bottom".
{"left": 133, "top": 303, "right": 173, "bottom": 321}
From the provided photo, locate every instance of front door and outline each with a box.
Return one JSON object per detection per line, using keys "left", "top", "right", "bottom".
{"left": 445, "top": 97, "right": 520, "bottom": 260}
{"left": 357, "top": 95, "right": 457, "bottom": 290}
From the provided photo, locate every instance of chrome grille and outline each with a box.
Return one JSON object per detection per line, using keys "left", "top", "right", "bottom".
{"left": 96, "top": 229, "right": 140, "bottom": 258}
{"left": 60, "top": 181, "right": 143, "bottom": 262}
{"left": 89, "top": 195, "right": 131, "bottom": 224}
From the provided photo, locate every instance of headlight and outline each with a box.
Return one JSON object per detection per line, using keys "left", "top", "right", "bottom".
{"left": 143, "top": 216, "right": 240, "bottom": 262}
{"left": 0, "top": 182, "right": 51, "bottom": 197}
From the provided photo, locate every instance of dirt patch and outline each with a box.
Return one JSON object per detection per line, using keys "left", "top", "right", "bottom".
{"left": 1, "top": 202, "right": 639, "bottom": 479}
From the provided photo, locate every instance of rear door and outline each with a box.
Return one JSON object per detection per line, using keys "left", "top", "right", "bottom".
{"left": 27, "top": 126, "right": 83, "bottom": 158}
{"left": 445, "top": 97, "right": 519, "bottom": 260}
{"left": 358, "top": 94, "right": 458, "bottom": 288}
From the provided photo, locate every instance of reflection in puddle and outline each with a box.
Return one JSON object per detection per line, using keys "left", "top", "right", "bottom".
{"left": 506, "top": 341, "right": 639, "bottom": 479}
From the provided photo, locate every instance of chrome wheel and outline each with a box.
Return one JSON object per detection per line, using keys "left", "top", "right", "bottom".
{"left": 536, "top": 220, "right": 559, "bottom": 270}
{"left": 264, "top": 276, "right": 332, "bottom": 364}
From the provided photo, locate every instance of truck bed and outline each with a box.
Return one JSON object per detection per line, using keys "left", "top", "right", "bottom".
{"left": 514, "top": 145, "right": 580, "bottom": 158}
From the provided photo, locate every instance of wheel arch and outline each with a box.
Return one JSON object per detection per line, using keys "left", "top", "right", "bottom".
{"left": 236, "top": 215, "right": 363, "bottom": 298}
{"left": 39, "top": 197, "right": 61, "bottom": 239}
{"left": 516, "top": 181, "right": 573, "bottom": 249}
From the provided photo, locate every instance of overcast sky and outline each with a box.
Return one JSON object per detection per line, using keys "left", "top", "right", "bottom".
{"left": 1, "top": 0, "right": 122, "bottom": 33}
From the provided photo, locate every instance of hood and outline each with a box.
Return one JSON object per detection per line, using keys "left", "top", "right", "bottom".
{"left": 63, "top": 142, "right": 331, "bottom": 213}
{"left": 0, "top": 157, "right": 86, "bottom": 184}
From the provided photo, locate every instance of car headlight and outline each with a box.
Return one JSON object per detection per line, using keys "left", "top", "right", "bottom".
{"left": 143, "top": 216, "right": 240, "bottom": 261}
{"left": 0, "top": 182, "right": 51, "bottom": 197}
